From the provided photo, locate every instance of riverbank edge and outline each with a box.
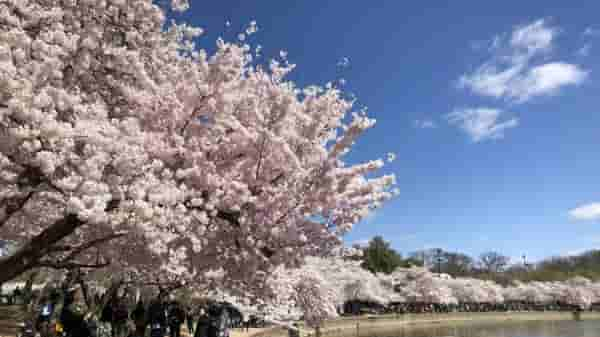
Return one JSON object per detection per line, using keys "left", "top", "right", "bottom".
{"left": 254, "top": 312, "right": 600, "bottom": 337}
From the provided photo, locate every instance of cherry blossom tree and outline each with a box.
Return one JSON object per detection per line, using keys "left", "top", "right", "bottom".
{"left": 0, "top": 0, "right": 397, "bottom": 289}
{"left": 190, "top": 255, "right": 600, "bottom": 323}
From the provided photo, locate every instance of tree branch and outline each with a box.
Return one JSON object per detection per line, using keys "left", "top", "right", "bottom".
{"left": 180, "top": 95, "right": 210, "bottom": 135}
{"left": 61, "top": 232, "right": 127, "bottom": 262}
{"left": 255, "top": 137, "right": 268, "bottom": 180}
{"left": 37, "top": 260, "right": 112, "bottom": 270}
{"left": 0, "top": 214, "right": 85, "bottom": 284}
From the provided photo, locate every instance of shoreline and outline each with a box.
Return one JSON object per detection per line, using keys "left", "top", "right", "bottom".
{"left": 254, "top": 312, "right": 600, "bottom": 337}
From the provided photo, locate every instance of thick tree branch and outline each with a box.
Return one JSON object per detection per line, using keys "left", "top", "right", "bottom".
{"left": 60, "top": 232, "right": 127, "bottom": 262}
{"left": 0, "top": 214, "right": 85, "bottom": 283}
{"left": 0, "top": 158, "right": 68, "bottom": 229}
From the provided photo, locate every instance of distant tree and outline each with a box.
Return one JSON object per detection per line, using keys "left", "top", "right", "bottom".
{"left": 443, "top": 252, "right": 474, "bottom": 276}
{"left": 408, "top": 249, "right": 438, "bottom": 270}
{"left": 360, "top": 236, "right": 403, "bottom": 274}
{"left": 407, "top": 249, "right": 473, "bottom": 275}
{"left": 479, "top": 251, "right": 510, "bottom": 274}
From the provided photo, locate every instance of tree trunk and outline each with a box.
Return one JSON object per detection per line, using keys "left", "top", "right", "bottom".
{"left": 0, "top": 214, "right": 83, "bottom": 283}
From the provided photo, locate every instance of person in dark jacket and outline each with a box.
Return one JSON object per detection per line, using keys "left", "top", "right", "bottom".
{"left": 131, "top": 300, "right": 147, "bottom": 337}
{"left": 60, "top": 290, "right": 92, "bottom": 337}
{"left": 206, "top": 303, "right": 229, "bottom": 337}
{"left": 101, "top": 299, "right": 113, "bottom": 323}
{"left": 186, "top": 305, "right": 195, "bottom": 334}
{"left": 148, "top": 296, "right": 167, "bottom": 337}
{"left": 111, "top": 296, "right": 130, "bottom": 337}
{"left": 12, "top": 286, "right": 22, "bottom": 304}
{"left": 193, "top": 308, "right": 209, "bottom": 337}
{"left": 168, "top": 300, "right": 186, "bottom": 337}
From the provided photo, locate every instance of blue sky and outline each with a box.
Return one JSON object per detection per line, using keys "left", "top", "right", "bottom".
{"left": 181, "top": 1, "right": 600, "bottom": 263}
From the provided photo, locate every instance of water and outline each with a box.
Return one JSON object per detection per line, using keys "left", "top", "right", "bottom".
{"left": 379, "top": 320, "right": 600, "bottom": 337}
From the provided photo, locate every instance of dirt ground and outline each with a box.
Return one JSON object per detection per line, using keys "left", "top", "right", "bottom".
{"left": 0, "top": 305, "right": 23, "bottom": 337}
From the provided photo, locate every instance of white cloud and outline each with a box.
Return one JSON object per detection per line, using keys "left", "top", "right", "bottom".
{"left": 569, "top": 202, "right": 600, "bottom": 221}
{"left": 515, "top": 63, "right": 587, "bottom": 100}
{"left": 414, "top": 119, "right": 437, "bottom": 129}
{"left": 509, "top": 19, "right": 556, "bottom": 57}
{"left": 446, "top": 108, "right": 519, "bottom": 142}
{"left": 459, "top": 19, "right": 587, "bottom": 102}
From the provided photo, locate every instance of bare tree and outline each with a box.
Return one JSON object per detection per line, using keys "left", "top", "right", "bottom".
{"left": 479, "top": 251, "right": 510, "bottom": 274}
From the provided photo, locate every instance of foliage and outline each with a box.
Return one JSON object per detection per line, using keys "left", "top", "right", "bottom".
{"left": 359, "top": 236, "right": 404, "bottom": 274}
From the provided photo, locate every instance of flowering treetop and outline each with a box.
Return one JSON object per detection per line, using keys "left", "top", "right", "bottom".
{"left": 0, "top": 0, "right": 397, "bottom": 289}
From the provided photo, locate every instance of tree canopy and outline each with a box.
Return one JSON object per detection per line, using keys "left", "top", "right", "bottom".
{"left": 359, "top": 236, "right": 404, "bottom": 274}
{"left": 0, "top": 0, "right": 396, "bottom": 293}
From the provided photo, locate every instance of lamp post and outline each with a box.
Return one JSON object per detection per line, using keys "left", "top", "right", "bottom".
{"left": 435, "top": 248, "right": 443, "bottom": 274}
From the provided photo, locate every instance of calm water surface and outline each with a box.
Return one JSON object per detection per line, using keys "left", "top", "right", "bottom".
{"left": 378, "top": 320, "right": 600, "bottom": 337}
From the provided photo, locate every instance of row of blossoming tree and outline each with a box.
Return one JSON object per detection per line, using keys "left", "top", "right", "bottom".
{"left": 0, "top": 0, "right": 396, "bottom": 299}
{"left": 212, "top": 251, "right": 599, "bottom": 326}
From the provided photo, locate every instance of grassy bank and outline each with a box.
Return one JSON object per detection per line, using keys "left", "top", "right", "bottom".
{"left": 255, "top": 312, "right": 600, "bottom": 337}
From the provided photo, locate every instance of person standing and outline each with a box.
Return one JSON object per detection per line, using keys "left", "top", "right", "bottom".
{"left": 36, "top": 296, "right": 54, "bottom": 337}
{"left": 149, "top": 296, "right": 167, "bottom": 337}
{"left": 193, "top": 308, "right": 209, "bottom": 337}
{"left": 168, "top": 300, "right": 185, "bottom": 337}
{"left": 131, "top": 300, "right": 147, "bottom": 337}
{"left": 111, "top": 296, "right": 130, "bottom": 337}
{"left": 186, "top": 305, "right": 195, "bottom": 335}
{"left": 13, "top": 286, "right": 22, "bottom": 305}
{"left": 242, "top": 315, "right": 250, "bottom": 332}
{"left": 60, "top": 289, "right": 92, "bottom": 337}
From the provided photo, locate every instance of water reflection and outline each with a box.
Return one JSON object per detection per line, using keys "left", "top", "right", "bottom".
{"left": 378, "top": 320, "right": 600, "bottom": 337}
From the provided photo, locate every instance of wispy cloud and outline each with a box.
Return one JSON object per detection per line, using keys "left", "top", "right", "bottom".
{"left": 446, "top": 107, "right": 519, "bottom": 142}
{"left": 414, "top": 119, "right": 437, "bottom": 129}
{"left": 569, "top": 202, "right": 600, "bottom": 221}
{"left": 459, "top": 19, "right": 588, "bottom": 103}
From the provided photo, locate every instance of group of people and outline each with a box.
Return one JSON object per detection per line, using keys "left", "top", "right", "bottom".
{"left": 17, "top": 280, "right": 240, "bottom": 337}
{"left": 5, "top": 286, "right": 23, "bottom": 305}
